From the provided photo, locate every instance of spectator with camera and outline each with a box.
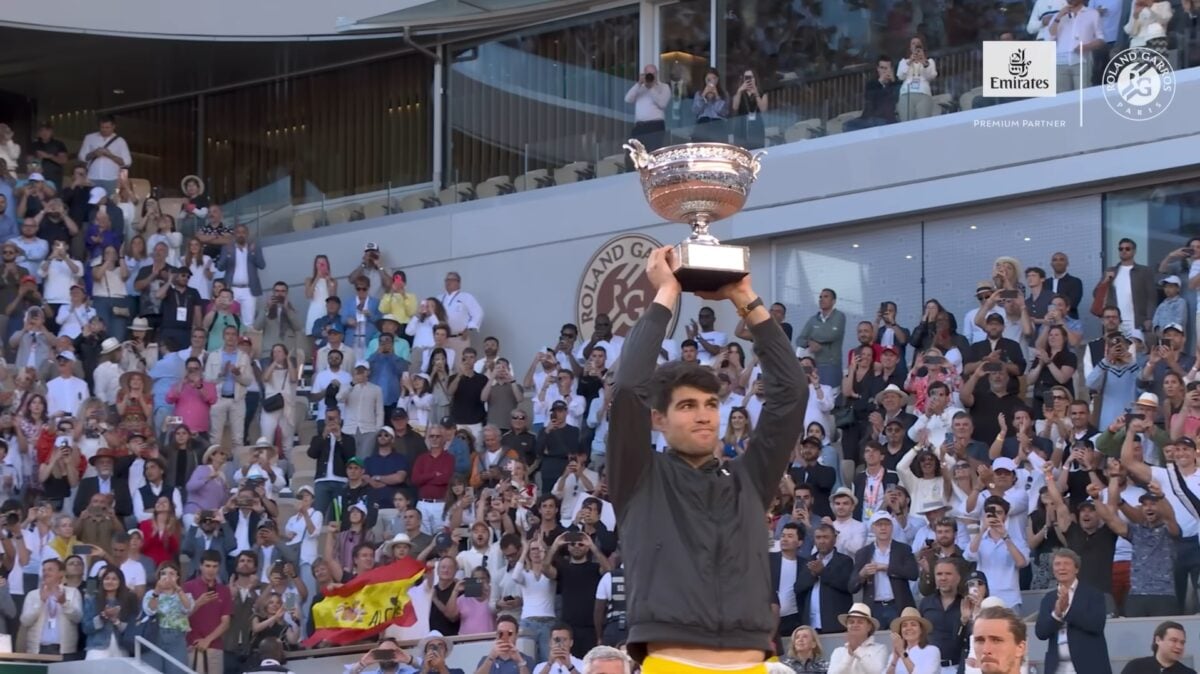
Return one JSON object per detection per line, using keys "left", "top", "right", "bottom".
{"left": 845, "top": 56, "right": 901, "bottom": 131}
{"left": 545, "top": 531, "right": 608, "bottom": 656}
{"left": 964, "top": 494, "right": 1028, "bottom": 615}
{"left": 348, "top": 635, "right": 420, "bottom": 674}
{"left": 624, "top": 65, "right": 671, "bottom": 153}
{"left": 1087, "top": 331, "right": 1145, "bottom": 430}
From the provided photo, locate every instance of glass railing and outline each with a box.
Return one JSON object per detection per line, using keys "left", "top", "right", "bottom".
{"left": 255, "top": 30, "right": 1196, "bottom": 236}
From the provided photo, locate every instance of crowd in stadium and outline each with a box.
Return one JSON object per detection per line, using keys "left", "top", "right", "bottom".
{"left": 0, "top": 112, "right": 1197, "bottom": 674}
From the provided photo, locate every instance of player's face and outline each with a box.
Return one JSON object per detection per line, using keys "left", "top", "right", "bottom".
{"left": 653, "top": 385, "right": 720, "bottom": 459}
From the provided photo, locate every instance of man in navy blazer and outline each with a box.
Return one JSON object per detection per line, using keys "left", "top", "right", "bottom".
{"left": 1034, "top": 548, "right": 1111, "bottom": 674}
{"left": 215, "top": 223, "right": 267, "bottom": 327}
{"left": 793, "top": 523, "right": 854, "bottom": 634}
{"left": 848, "top": 512, "right": 919, "bottom": 628}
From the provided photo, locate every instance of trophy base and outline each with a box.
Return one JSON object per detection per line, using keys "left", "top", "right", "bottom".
{"left": 672, "top": 240, "right": 750, "bottom": 292}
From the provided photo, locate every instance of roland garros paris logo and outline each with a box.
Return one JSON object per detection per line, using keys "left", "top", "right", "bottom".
{"left": 576, "top": 234, "right": 680, "bottom": 340}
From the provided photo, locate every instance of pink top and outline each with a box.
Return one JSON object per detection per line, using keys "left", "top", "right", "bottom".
{"left": 165, "top": 379, "right": 218, "bottom": 433}
{"left": 455, "top": 596, "right": 495, "bottom": 635}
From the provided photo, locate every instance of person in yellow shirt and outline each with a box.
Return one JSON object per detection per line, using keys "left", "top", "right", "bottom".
{"left": 380, "top": 270, "right": 418, "bottom": 335}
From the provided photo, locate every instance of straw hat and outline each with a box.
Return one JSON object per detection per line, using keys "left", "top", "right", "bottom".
{"left": 99, "top": 337, "right": 122, "bottom": 355}
{"left": 889, "top": 606, "right": 933, "bottom": 635}
{"left": 180, "top": 175, "right": 206, "bottom": 195}
{"left": 129, "top": 317, "right": 151, "bottom": 332}
{"left": 837, "top": 603, "right": 879, "bottom": 631}
{"left": 202, "top": 444, "right": 228, "bottom": 464}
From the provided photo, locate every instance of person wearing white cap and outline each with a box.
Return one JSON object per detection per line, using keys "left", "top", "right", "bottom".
{"left": 46, "top": 351, "right": 89, "bottom": 418}
{"left": 829, "top": 487, "right": 868, "bottom": 556}
{"left": 1152, "top": 276, "right": 1187, "bottom": 335}
{"left": 78, "top": 115, "right": 131, "bottom": 189}
{"left": 1141, "top": 321, "right": 1193, "bottom": 394}
{"left": 827, "top": 603, "right": 889, "bottom": 674}
{"left": 849, "top": 511, "right": 918, "bottom": 628}
{"left": 92, "top": 337, "right": 124, "bottom": 405}
{"left": 344, "top": 360, "right": 385, "bottom": 461}
{"left": 964, "top": 488, "right": 1028, "bottom": 615}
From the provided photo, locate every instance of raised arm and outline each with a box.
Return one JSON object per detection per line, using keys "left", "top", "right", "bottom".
{"left": 734, "top": 284, "right": 807, "bottom": 507}
{"left": 607, "top": 249, "right": 678, "bottom": 516}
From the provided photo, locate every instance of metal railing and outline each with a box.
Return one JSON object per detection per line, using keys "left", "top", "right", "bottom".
{"left": 133, "top": 636, "right": 197, "bottom": 674}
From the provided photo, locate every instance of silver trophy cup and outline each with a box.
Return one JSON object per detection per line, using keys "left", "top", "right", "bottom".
{"left": 624, "top": 139, "right": 764, "bottom": 292}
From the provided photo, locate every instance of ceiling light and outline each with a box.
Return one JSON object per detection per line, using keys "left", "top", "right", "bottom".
{"left": 970, "top": 225, "right": 977, "bottom": 230}
{"left": 852, "top": 244, "right": 860, "bottom": 248}
{"left": 905, "top": 255, "right": 913, "bottom": 259}
{"left": 1024, "top": 237, "right": 1031, "bottom": 242}
{"left": 112, "top": 88, "right": 125, "bottom": 95}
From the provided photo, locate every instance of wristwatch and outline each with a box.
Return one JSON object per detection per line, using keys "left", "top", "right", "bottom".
{"left": 737, "top": 296, "right": 764, "bottom": 318}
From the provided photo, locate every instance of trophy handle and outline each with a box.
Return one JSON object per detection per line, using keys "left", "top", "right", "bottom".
{"left": 623, "top": 139, "right": 651, "bottom": 171}
{"left": 749, "top": 150, "right": 767, "bottom": 181}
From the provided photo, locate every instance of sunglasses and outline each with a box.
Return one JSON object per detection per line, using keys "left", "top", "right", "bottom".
{"left": 1119, "top": 246, "right": 1134, "bottom": 251}
{"left": 511, "top": 415, "right": 526, "bottom": 420}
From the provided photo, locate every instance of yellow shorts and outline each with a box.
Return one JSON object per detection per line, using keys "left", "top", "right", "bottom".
{"left": 642, "top": 655, "right": 769, "bottom": 674}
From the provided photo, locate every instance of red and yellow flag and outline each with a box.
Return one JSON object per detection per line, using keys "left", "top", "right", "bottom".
{"left": 303, "top": 557, "right": 426, "bottom": 647}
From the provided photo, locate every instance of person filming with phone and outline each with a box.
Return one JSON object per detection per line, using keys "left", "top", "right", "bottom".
{"left": 624, "top": 65, "right": 671, "bottom": 153}
{"left": 347, "top": 636, "right": 419, "bottom": 674}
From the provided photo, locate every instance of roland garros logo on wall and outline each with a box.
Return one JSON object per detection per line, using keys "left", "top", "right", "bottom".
{"left": 577, "top": 234, "right": 680, "bottom": 339}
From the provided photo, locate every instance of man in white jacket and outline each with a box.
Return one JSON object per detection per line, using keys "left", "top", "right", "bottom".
{"left": 20, "top": 558, "right": 82, "bottom": 656}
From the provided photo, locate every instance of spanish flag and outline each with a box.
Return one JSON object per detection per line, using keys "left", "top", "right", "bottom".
{"left": 303, "top": 557, "right": 426, "bottom": 647}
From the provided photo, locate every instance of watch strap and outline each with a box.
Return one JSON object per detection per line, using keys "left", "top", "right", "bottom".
{"left": 738, "top": 296, "right": 764, "bottom": 318}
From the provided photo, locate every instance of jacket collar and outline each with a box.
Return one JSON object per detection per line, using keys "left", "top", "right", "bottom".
{"left": 666, "top": 449, "right": 722, "bottom": 473}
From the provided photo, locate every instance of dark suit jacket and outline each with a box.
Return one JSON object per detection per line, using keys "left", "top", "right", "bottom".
{"left": 222, "top": 509, "right": 265, "bottom": 555}
{"left": 787, "top": 463, "right": 836, "bottom": 518}
{"left": 1034, "top": 582, "right": 1111, "bottom": 674}
{"left": 1102, "top": 263, "right": 1157, "bottom": 329}
{"left": 964, "top": 337, "right": 1027, "bottom": 394}
{"left": 851, "top": 469, "right": 900, "bottom": 521}
{"left": 73, "top": 476, "right": 133, "bottom": 519}
{"left": 847, "top": 540, "right": 919, "bottom": 609}
{"left": 794, "top": 550, "right": 854, "bottom": 633}
{"left": 215, "top": 242, "right": 267, "bottom": 295}
{"left": 179, "top": 528, "right": 234, "bottom": 581}
{"left": 307, "top": 433, "right": 357, "bottom": 481}
{"left": 1051, "top": 273, "right": 1084, "bottom": 319}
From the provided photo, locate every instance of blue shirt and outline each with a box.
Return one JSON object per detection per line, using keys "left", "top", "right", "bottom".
{"left": 368, "top": 352, "right": 410, "bottom": 406}
{"left": 363, "top": 451, "right": 411, "bottom": 508}
{"left": 311, "top": 313, "right": 347, "bottom": 345}
{"left": 220, "top": 350, "right": 238, "bottom": 396}
{"left": 447, "top": 437, "right": 471, "bottom": 475}
{"left": 0, "top": 214, "right": 16, "bottom": 243}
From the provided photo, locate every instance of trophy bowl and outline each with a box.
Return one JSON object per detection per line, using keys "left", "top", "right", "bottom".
{"left": 624, "top": 139, "right": 764, "bottom": 292}
{"left": 624, "top": 141, "right": 763, "bottom": 234}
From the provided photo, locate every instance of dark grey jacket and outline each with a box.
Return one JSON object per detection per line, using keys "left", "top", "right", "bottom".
{"left": 609, "top": 302, "right": 806, "bottom": 660}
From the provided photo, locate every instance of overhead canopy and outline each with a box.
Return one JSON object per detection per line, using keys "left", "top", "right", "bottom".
{"left": 337, "top": 0, "right": 613, "bottom": 35}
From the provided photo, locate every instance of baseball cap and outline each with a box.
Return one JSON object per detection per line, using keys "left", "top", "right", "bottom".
{"left": 56, "top": 351, "right": 76, "bottom": 362}
{"left": 355, "top": 360, "right": 371, "bottom": 371}
{"left": 984, "top": 313, "right": 1005, "bottom": 324}
{"left": 1163, "top": 323, "right": 1186, "bottom": 335}
{"left": 966, "top": 570, "right": 989, "bottom": 586}
{"left": 28, "top": 172, "right": 44, "bottom": 182}
{"left": 1160, "top": 275, "right": 1182, "bottom": 286}
{"left": 1176, "top": 437, "right": 1197, "bottom": 450}
{"left": 364, "top": 242, "right": 380, "bottom": 252}
{"left": 19, "top": 275, "right": 35, "bottom": 284}
{"left": 346, "top": 457, "right": 365, "bottom": 468}
{"left": 991, "top": 457, "right": 1017, "bottom": 472}
{"left": 880, "top": 345, "right": 899, "bottom": 356}
{"left": 550, "top": 400, "right": 568, "bottom": 412}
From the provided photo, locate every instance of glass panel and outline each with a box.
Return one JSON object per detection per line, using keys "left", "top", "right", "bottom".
{"left": 445, "top": 7, "right": 640, "bottom": 186}
{"left": 658, "top": 0, "right": 713, "bottom": 136}
{"left": 1103, "top": 178, "right": 1200, "bottom": 271}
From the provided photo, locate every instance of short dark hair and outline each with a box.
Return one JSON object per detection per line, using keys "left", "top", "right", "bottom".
{"left": 648, "top": 361, "right": 720, "bottom": 413}
{"left": 781, "top": 522, "right": 803, "bottom": 538}
{"left": 821, "top": 288, "right": 837, "bottom": 300}
{"left": 927, "top": 381, "right": 950, "bottom": 397}
{"left": 200, "top": 549, "right": 223, "bottom": 565}
{"left": 680, "top": 339, "right": 698, "bottom": 350}
{"left": 1024, "top": 266, "right": 1046, "bottom": 279}
{"left": 497, "top": 614, "right": 520, "bottom": 630}
{"left": 1118, "top": 237, "right": 1137, "bottom": 249}
{"left": 499, "top": 533, "right": 523, "bottom": 550}
{"left": 42, "top": 558, "right": 64, "bottom": 572}
{"left": 877, "top": 55, "right": 893, "bottom": 65}
{"left": 98, "top": 114, "right": 116, "bottom": 125}
{"left": 463, "top": 347, "right": 477, "bottom": 357}
{"left": 983, "top": 495, "right": 1011, "bottom": 514}
{"left": 257, "top": 637, "right": 287, "bottom": 665}
{"left": 550, "top": 622, "right": 574, "bottom": 637}
{"left": 1152, "top": 621, "right": 1186, "bottom": 654}
{"left": 273, "top": 281, "right": 288, "bottom": 291}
